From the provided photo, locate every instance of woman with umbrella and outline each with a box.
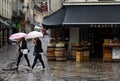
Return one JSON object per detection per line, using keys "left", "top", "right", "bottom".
{"left": 9, "top": 32, "right": 31, "bottom": 70}
{"left": 15, "top": 37, "right": 31, "bottom": 70}
{"left": 26, "top": 31, "right": 45, "bottom": 70}
{"left": 31, "top": 37, "right": 45, "bottom": 70}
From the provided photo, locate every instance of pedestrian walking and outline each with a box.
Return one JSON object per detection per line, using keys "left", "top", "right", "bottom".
{"left": 31, "top": 37, "right": 45, "bottom": 70}
{"left": 15, "top": 37, "right": 31, "bottom": 70}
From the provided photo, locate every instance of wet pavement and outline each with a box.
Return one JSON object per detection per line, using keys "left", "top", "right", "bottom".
{"left": 0, "top": 36, "right": 120, "bottom": 81}
{"left": 49, "top": 61, "right": 120, "bottom": 81}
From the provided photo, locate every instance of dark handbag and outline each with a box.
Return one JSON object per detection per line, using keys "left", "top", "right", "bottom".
{"left": 33, "top": 52, "right": 37, "bottom": 56}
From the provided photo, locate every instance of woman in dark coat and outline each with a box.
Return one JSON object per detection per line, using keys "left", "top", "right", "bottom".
{"left": 16, "top": 37, "right": 31, "bottom": 70}
{"left": 31, "top": 37, "right": 45, "bottom": 70}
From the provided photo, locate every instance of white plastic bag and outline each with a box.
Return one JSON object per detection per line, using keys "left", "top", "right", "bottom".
{"left": 22, "top": 49, "right": 29, "bottom": 54}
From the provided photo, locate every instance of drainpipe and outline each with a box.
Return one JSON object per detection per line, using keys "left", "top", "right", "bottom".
{"left": 16, "top": 0, "right": 19, "bottom": 16}
{"left": 23, "top": 0, "right": 28, "bottom": 21}
{"left": 23, "top": 0, "right": 29, "bottom": 33}
{"left": 33, "top": 0, "right": 35, "bottom": 25}
{"left": 48, "top": 0, "right": 52, "bottom": 14}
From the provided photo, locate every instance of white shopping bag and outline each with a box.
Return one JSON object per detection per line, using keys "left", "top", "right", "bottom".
{"left": 22, "top": 49, "right": 29, "bottom": 54}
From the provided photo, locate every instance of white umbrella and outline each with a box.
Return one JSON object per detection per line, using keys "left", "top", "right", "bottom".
{"left": 26, "top": 31, "right": 43, "bottom": 39}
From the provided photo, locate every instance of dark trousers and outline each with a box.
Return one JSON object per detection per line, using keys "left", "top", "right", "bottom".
{"left": 16, "top": 53, "right": 30, "bottom": 67}
{"left": 32, "top": 54, "right": 45, "bottom": 69}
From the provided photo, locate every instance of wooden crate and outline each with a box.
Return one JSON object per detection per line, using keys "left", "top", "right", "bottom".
{"left": 76, "top": 51, "right": 83, "bottom": 62}
{"left": 103, "top": 47, "right": 112, "bottom": 61}
{"left": 83, "top": 51, "right": 89, "bottom": 61}
{"left": 104, "top": 39, "right": 111, "bottom": 44}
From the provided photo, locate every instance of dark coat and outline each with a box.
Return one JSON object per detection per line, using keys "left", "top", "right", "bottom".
{"left": 34, "top": 39, "right": 43, "bottom": 54}
{"left": 20, "top": 39, "right": 27, "bottom": 49}
{"left": 17, "top": 39, "right": 28, "bottom": 54}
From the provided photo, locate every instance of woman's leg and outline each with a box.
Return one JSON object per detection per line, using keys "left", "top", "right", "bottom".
{"left": 24, "top": 54, "right": 31, "bottom": 67}
{"left": 16, "top": 53, "right": 23, "bottom": 67}
{"left": 38, "top": 54, "right": 45, "bottom": 68}
{"left": 32, "top": 56, "right": 38, "bottom": 69}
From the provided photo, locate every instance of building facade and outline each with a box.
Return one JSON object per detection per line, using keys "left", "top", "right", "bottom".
{"left": 0, "top": 0, "right": 12, "bottom": 19}
{"left": 0, "top": 0, "right": 34, "bottom": 48}
{"left": 22, "top": 0, "right": 34, "bottom": 33}
{"left": 0, "top": 0, "right": 13, "bottom": 48}
{"left": 33, "top": 0, "right": 63, "bottom": 32}
{"left": 12, "top": 0, "right": 34, "bottom": 33}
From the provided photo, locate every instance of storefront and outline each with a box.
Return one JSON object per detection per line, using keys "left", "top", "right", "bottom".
{"left": 83, "top": 24, "right": 120, "bottom": 60}
{"left": 43, "top": 5, "right": 120, "bottom": 61}
{"left": 0, "top": 19, "right": 12, "bottom": 48}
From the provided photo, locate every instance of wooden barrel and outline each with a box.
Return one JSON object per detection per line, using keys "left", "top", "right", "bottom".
{"left": 55, "top": 47, "right": 66, "bottom": 61}
{"left": 47, "top": 47, "right": 55, "bottom": 61}
{"left": 71, "top": 47, "right": 80, "bottom": 60}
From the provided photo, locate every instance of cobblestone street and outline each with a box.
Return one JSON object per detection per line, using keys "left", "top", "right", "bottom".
{"left": 0, "top": 36, "right": 120, "bottom": 81}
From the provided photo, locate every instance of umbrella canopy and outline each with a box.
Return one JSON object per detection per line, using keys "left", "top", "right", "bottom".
{"left": 9, "top": 32, "right": 27, "bottom": 40}
{"left": 26, "top": 31, "right": 43, "bottom": 39}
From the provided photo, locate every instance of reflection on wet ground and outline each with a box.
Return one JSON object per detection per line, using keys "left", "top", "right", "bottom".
{"left": 1, "top": 55, "right": 120, "bottom": 81}
{"left": 49, "top": 61, "right": 120, "bottom": 81}
{"left": 2, "top": 58, "right": 120, "bottom": 81}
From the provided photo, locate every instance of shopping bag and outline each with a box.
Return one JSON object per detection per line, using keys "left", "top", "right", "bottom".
{"left": 22, "top": 49, "right": 29, "bottom": 54}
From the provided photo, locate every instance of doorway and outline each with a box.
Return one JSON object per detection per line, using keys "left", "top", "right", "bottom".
{"left": 88, "top": 27, "right": 117, "bottom": 60}
{"left": 89, "top": 33, "right": 104, "bottom": 60}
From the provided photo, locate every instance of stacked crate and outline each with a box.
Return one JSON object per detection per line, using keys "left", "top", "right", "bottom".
{"left": 76, "top": 51, "right": 83, "bottom": 62}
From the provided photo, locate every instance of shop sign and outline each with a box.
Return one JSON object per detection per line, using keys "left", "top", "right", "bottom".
{"left": 90, "top": 24, "right": 118, "bottom": 28}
